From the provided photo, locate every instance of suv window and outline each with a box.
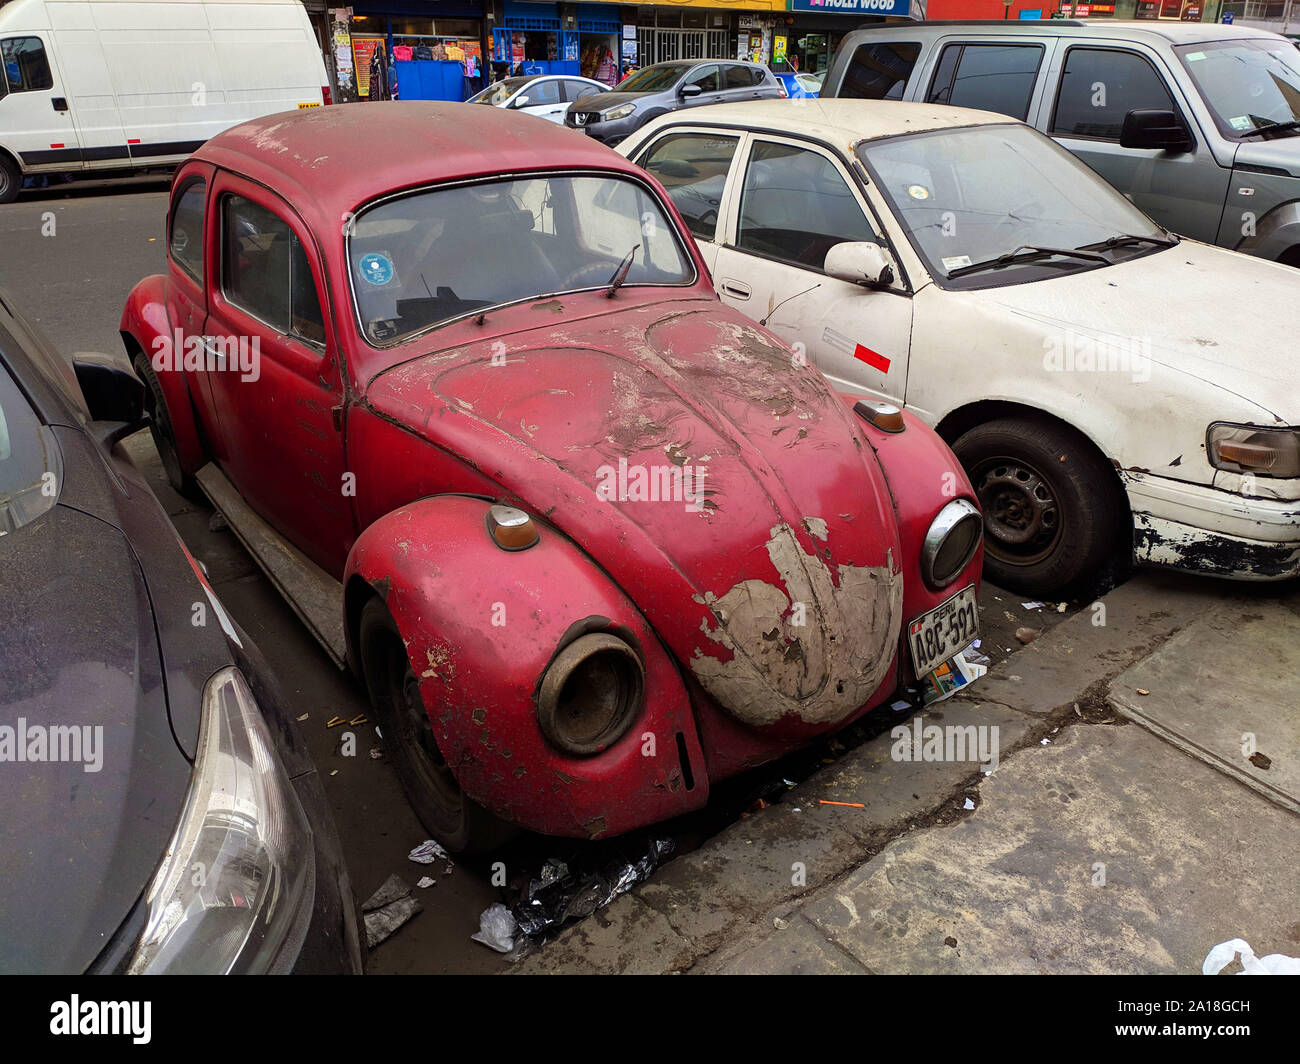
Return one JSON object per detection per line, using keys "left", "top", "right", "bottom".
{"left": 839, "top": 41, "right": 921, "bottom": 101}
{"left": 926, "top": 43, "right": 1044, "bottom": 120}
{"left": 723, "top": 65, "right": 754, "bottom": 90}
{"left": 169, "top": 180, "right": 206, "bottom": 283}
{"left": 638, "top": 132, "right": 740, "bottom": 240}
{"left": 1, "top": 37, "right": 53, "bottom": 94}
{"left": 684, "top": 65, "right": 721, "bottom": 93}
{"left": 737, "top": 141, "right": 879, "bottom": 271}
{"left": 222, "top": 195, "right": 324, "bottom": 345}
{"left": 1052, "top": 48, "right": 1176, "bottom": 140}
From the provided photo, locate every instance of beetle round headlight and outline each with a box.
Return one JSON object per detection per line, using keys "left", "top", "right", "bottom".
{"left": 922, "top": 499, "right": 983, "bottom": 589}
{"left": 536, "top": 633, "right": 644, "bottom": 756}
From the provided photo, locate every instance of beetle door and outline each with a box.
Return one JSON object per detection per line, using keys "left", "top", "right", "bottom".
{"left": 200, "top": 173, "right": 354, "bottom": 575}
{"left": 712, "top": 134, "right": 913, "bottom": 404}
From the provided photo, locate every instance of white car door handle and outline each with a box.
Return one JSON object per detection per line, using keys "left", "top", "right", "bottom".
{"left": 720, "top": 280, "right": 751, "bottom": 299}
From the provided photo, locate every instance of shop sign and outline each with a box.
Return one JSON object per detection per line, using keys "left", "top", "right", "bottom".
{"left": 789, "top": 0, "right": 908, "bottom": 13}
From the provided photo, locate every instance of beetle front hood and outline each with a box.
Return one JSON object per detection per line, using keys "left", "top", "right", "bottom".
{"left": 974, "top": 242, "right": 1299, "bottom": 423}
{"left": 365, "top": 296, "right": 905, "bottom": 728}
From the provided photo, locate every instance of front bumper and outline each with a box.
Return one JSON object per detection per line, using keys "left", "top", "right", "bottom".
{"left": 1128, "top": 472, "right": 1300, "bottom": 580}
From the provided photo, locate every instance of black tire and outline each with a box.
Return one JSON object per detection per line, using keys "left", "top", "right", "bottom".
{"left": 952, "top": 417, "right": 1124, "bottom": 596}
{"left": 131, "top": 351, "right": 204, "bottom": 502}
{"left": 0, "top": 155, "right": 21, "bottom": 204}
{"left": 358, "top": 598, "right": 516, "bottom": 854}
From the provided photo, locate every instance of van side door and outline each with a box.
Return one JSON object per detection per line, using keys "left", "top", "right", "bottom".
{"left": 1043, "top": 42, "right": 1228, "bottom": 242}
{"left": 0, "top": 34, "right": 81, "bottom": 174}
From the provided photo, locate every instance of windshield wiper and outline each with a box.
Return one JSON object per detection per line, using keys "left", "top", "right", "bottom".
{"left": 1238, "top": 119, "right": 1300, "bottom": 138}
{"left": 605, "top": 244, "right": 640, "bottom": 298}
{"left": 1078, "top": 233, "right": 1179, "bottom": 252}
{"left": 946, "top": 244, "right": 1109, "bottom": 279}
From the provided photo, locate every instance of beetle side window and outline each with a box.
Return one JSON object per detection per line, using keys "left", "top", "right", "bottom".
{"left": 736, "top": 141, "right": 880, "bottom": 271}
{"left": 926, "top": 43, "right": 1044, "bottom": 120}
{"left": 638, "top": 132, "right": 740, "bottom": 241}
{"left": 839, "top": 42, "right": 920, "bottom": 101}
{"left": 169, "top": 180, "right": 206, "bottom": 284}
{"left": 1051, "top": 48, "right": 1176, "bottom": 141}
{"left": 222, "top": 195, "right": 324, "bottom": 346}
{"left": 1, "top": 37, "right": 54, "bottom": 94}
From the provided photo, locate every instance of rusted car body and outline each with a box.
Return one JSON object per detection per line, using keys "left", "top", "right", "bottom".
{"left": 121, "top": 103, "right": 983, "bottom": 848}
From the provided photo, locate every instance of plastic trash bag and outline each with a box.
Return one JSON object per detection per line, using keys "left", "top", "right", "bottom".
{"left": 471, "top": 903, "right": 518, "bottom": 954}
{"left": 1202, "top": 938, "right": 1300, "bottom": 975}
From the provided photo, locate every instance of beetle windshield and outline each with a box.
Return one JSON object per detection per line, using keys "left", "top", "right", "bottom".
{"left": 1175, "top": 39, "right": 1300, "bottom": 139}
{"left": 856, "top": 123, "right": 1166, "bottom": 288}
{"left": 617, "top": 64, "right": 690, "bottom": 93}
{"left": 468, "top": 77, "right": 532, "bottom": 106}
{"left": 349, "top": 174, "right": 694, "bottom": 345}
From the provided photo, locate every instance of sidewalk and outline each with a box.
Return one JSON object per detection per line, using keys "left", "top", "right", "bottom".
{"left": 515, "top": 572, "right": 1300, "bottom": 974}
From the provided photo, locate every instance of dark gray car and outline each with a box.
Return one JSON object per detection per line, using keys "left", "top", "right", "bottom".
{"left": 565, "top": 58, "right": 784, "bottom": 146}
{"left": 821, "top": 20, "right": 1300, "bottom": 266}
{"left": 0, "top": 291, "right": 362, "bottom": 974}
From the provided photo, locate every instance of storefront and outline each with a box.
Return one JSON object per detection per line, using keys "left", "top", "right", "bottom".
{"left": 777, "top": 0, "right": 904, "bottom": 76}
{"left": 341, "top": 1, "right": 488, "bottom": 102}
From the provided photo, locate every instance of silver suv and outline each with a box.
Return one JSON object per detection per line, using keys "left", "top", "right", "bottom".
{"left": 565, "top": 59, "right": 784, "bottom": 147}
{"left": 822, "top": 20, "right": 1300, "bottom": 266}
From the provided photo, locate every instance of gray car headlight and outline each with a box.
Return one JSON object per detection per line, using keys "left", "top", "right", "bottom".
{"left": 604, "top": 104, "right": 636, "bottom": 121}
{"left": 128, "top": 667, "right": 314, "bottom": 974}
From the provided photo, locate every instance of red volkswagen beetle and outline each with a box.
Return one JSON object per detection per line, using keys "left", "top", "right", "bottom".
{"left": 121, "top": 103, "right": 983, "bottom": 851}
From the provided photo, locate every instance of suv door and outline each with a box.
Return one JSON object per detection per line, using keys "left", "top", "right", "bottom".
{"left": 679, "top": 65, "right": 725, "bottom": 109}
{"left": 924, "top": 39, "right": 1051, "bottom": 122}
{"left": 201, "top": 175, "right": 353, "bottom": 573}
{"left": 711, "top": 134, "right": 913, "bottom": 403}
{"left": 1045, "top": 43, "right": 1227, "bottom": 242}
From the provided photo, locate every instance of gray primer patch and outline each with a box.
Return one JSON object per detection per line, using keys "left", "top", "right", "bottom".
{"left": 689, "top": 522, "right": 903, "bottom": 727}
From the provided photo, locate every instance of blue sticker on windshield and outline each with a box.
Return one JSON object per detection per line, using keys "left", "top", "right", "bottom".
{"left": 359, "top": 252, "right": 395, "bottom": 286}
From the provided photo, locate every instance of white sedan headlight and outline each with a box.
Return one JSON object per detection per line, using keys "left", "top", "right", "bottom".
{"left": 128, "top": 667, "right": 314, "bottom": 974}
{"left": 1207, "top": 424, "right": 1300, "bottom": 478}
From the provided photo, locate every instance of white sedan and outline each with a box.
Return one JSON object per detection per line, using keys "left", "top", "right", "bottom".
{"left": 619, "top": 100, "right": 1300, "bottom": 595}
{"left": 466, "top": 74, "right": 609, "bottom": 124}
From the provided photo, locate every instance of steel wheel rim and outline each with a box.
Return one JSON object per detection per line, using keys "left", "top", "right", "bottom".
{"left": 970, "top": 455, "right": 1063, "bottom": 567}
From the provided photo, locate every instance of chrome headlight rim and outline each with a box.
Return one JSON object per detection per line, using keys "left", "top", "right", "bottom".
{"left": 922, "top": 498, "right": 984, "bottom": 590}
{"left": 536, "top": 632, "right": 644, "bottom": 757}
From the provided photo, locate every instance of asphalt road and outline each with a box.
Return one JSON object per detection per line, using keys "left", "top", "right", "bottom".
{"left": 2, "top": 179, "right": 1076, "bottom": 973}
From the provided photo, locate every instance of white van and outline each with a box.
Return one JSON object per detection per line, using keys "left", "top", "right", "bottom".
{"left": 0, "top": 0, "right": 329, "bottom": 202}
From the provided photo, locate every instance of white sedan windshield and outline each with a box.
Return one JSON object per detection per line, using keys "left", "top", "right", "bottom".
{"left": 858, "top": 123, "right": 1166, "bottom": 285}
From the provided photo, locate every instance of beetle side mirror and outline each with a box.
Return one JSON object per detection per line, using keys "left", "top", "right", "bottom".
{"left": 824, "top": 241, "right": 895, "bottom": 288}
{"left": 680, "top": 83, "right": 703, "bottom": 98}
{"left": 72, "top": 350, "right": 147, "bottom": 446}
{"left": 1119, "top": 109, "right": 1193, "bottom": 153}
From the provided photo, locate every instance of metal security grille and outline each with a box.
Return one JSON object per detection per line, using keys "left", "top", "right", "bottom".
{"left": 637, "top": 28, "right": 730, "bottom": 66}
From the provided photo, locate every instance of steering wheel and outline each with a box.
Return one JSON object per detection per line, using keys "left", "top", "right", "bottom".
{"left": 562, "top": 260, "right": 621, "bottom": 289}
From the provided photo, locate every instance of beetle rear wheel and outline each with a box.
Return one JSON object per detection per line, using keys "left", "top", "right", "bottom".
{"left": 358, "top": 598, "right": 515, "bottom": 854}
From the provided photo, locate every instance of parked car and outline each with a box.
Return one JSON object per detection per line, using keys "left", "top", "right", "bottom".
{"left": 564, "top": 58, "right": 783, "bottom": 146}
{"left": 0, "top": 290, "right": 361, "bottom": 974}
{"left": 121, "top": 102, "right": 984, "bottom": 851}
{"left": 467, "top": 74, "right": 609, "bottom": 124}
{"left": 620, "top": 100, "right": 1300, "bottom": 594}
{"left": 0, "top": 0, "right": 329, "bottom": 204}
{"left": 774, "top": 71, "right": 822, "bottom": 99}
{"left": 818, "top": 21, "right": 1300, "bottom": 266}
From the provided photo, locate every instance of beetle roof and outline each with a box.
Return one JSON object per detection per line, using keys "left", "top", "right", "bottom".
{"left": 193, "top": 101, "right": 639, "bottom": 225}
{"left": 634, "top": 98, "right": 1013, "bottom": 147}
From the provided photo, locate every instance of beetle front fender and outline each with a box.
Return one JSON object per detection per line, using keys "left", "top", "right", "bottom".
{"left": 344, "top": 494, "right": 708, "bottom": 839}
{"left": 120, "top": 274, "right": 205, "bottom": 476}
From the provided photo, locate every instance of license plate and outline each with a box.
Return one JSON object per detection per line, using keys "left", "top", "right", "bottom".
{"left": 908, "top": 585, "right": 979, "bottom": 678}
